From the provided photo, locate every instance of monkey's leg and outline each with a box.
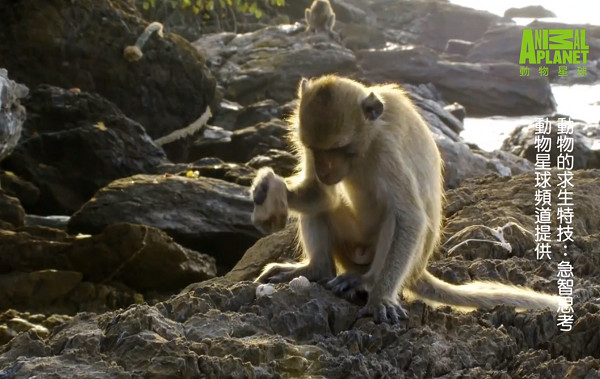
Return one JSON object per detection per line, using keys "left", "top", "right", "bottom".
{"left": 325, "top": 13, "right": 335, "bottom": 31}
{"left": 305, "top": 9, "right": 313, "bottom": 32}
{"left": 358, "top": 212, "right": 428, "bottom": 323}
{"left": 256, "top": 213, "right": 336, "bottom": 283}
{"left": 327, "top": 213, "right": 395, "bottom": 300}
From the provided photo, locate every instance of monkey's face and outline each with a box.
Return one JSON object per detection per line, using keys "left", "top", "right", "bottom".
{"left": 311, "top": 146, "right": 354, "bottom": 185}
{"left": 297, "top": 76, "right": 385, "bottom": 185}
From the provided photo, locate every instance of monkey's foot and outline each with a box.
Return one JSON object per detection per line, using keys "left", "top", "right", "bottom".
{"left": 256, "top": 263, "right": 333, "bottom": 284}
{"left": 358, "top": 299, "right": 408, "bottom": 324}
{"left": 326, "top": 272, "right": 367, "bottom": 301}
{"left": 251, "top": 168, "right": 288, "bottom": 234}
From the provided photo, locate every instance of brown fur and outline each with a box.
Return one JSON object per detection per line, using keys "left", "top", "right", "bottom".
{"left": 251, "top": 75, "right": 561, "bottom": 323}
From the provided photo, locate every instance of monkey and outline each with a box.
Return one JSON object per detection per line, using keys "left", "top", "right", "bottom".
{"left": 123, "top": 22, "right": 164, "bottom": 62}
{"left": 250, "top": 75, "right": 562, "bottom": 324}
{"left": 305, "top": 0, "right": 338, "bottom": 41}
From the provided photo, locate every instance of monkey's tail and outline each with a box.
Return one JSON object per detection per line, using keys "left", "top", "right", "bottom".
{"left": 408, "top": 271, "right": 561, "bottom": 310}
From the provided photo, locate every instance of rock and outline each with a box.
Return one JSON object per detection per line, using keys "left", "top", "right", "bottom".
{"left": 359, "top": 46, "right": 556, "bottom": 116}
{"left": 444, "top": 39, "right": 474, "bottom": 56}
{"left": 1, "top": 171, "right": 600, "bottom": 376}
{"left": 444, "top": 102, "right": 467, "bottom": 123}
{"left": 338, "top": 23, "right": 386, "bottom": 51}
{"left": 194, "top": 25, "right": 357, "bottom": 105}
{"left": 0, "top": 270, "right": 83, "bottom": 311}
{"left": 188, "top": 119, "right": 290, "bottom": 163}
{"left": 501, "top": 117, "right": 600, "bottom": 169}
{"left": 25, "top": 215, "right": 70, "bottom": 231}
{"left": 246, "top": 149, "right": 299, "bottom": 178}
{"left": 467, "top": 23, "right": 600, "bottom": 84}
{"left": 369, "top": 0, "right": 499, "bottom": 51}
{"left": 0, "top": 171, "right": 39, "bottom": 208}
{"left": 504, "top": 5, "right": 557, "bottom": 19}
{"left": 225, "top": 223, "right": 297, "bottom": 282}
{"left": 68, "top": 175, "right": 260, "bottom": 269}
{"left": 2, "top": 87, "right": 168, "bottom": 215}
{"left": 155, "top": 160, "right": 257, "bottom": 187}
{"left": 65, "top": 223, "right": 216, "bottom": 292}
{"left": 0, "top": 227, "right": 74, "bottom": 275}
{"left": 0, "top": 191, "right": 25, "bottom": 228}
{"left": 0, "top": 0, "right": 216, "bottom": 144}
{"left": 0, "top": 69, "right": 27, "bottom": 162}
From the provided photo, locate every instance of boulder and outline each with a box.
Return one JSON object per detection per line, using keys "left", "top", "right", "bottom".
{"left": 369, "top": 0, "right": 499, "bottom": 51}
{"left": 359, "top": 46, "right": 556, "bottom": 116}
{"left": 501, "top": 117, "right": 600, "bottom": 169}
{"left": 0, "top": 0, "right": 216, "bottom": 141}
{"left": 65, "top": 223, "right": 216, "bottom": 292}
{"left": 193, "top": 26, "right": 358, "bottom": 105}
{"left": 2, "top": 86, "right": 168, "bottom": 215}
{"left": 0, "top": 69, "right": 27, "bottom": 162}
{"left": 68, "top": 175, "right": 260, "bottom": 269}
{"left": 188, "top": 119, "right": 290, "bottom": 163}
{"left": 0, "top": 191, "right": 25, "bottom": 228}
{"left": 503, "top": 5, "right": 557, "bottom": 19}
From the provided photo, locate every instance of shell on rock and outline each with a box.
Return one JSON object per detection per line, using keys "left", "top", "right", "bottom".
{"left": 289, "top": 276, "right": 311, "bottom": 293}
{"left": 256, "top": 283, "right": 275, "bottom": 298}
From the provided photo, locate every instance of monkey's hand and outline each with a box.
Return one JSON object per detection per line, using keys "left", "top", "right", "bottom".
{"left": 357, "top": 297, "right": 408, "bottom": 324}
{"left": 256, "top": 262, "right": 334, "bottom": 284}
{"left": 326, "top": 272, "right": 368, "bottom": 301}
{"left": 251, "top": 168, "right": 288, "bottom": 234}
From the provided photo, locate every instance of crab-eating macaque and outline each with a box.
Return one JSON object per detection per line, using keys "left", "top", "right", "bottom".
{"left": 123, "top": 22, "right": 164, "bottom": 62}
{"left": 251, "top": 75, "right": 562, "bottom": 324}
{"left": 305, "top": 0, "right": 337, "bottom": 39}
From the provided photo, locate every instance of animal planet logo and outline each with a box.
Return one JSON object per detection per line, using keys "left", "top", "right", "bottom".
{"left": 519, "top": 29, "right": 589, "bottom": 77}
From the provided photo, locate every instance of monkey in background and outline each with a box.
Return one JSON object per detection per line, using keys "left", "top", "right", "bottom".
{"left": 305, "top": 0, "right": 339, "bottom": 41}
{"left": 251, "top": 75, "right": 562, "bottom": 324}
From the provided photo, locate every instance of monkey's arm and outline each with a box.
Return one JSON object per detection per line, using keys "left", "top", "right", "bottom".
{"left": 251, "top": 168, "right": 338, "bottom": 234}
{"left": 286, "top": 178, "right": 339, "bottom": 214}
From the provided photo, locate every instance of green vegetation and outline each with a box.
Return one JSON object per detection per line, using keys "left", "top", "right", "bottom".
{"left": 141, "top": 0, "right": 285, "bottom": 19}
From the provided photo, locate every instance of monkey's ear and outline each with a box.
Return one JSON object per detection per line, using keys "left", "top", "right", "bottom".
{"left": 298, "top": 78, "right": 309, "bottom": 96}
{"left": 361, "top": 92, "right": 384, "bottom": 121}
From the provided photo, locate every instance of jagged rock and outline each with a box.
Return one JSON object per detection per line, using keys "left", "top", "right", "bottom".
{"left": 444, "top": 102, "right": 467, "bottom": 123}
{"left": 155, "top": 160, "right": 257, "bottom": 187}
{"left": 504, "top": 5, "right": 557, "bottom": 19}
{"left": 0, "top": 270, "right": 84, "bottom": 311}
{"left": 467, "top": 23, "right": 600, "bottom": 84}
{"left": 0, "top": 171, "right": 39, "bottom": 209}
{"left": 68, "top": 175, "right": 259, "bottom": 269}
{"left": 193, "top": 25, "right": 357, "bottom": 105}
{"left": 0, "top": 69, "right": 27, "bottom": 163}
{"left": 188, "top": 119, "right": 290, "bottom": 163}
{"left": 2, "top": 87, "right": 168, "bottom": 215}
{"left": 501, "top": 117, "right": 600, "bottom": 169}
{"left": 65, "top": 223, "right": 216, "bottom": 292}
{"left": 359, "top": 46, "right": 556, "bottom": 116}
{"left": 338, "top": 23, "right": 386, "bottom": 51}
{"left": 0, "top": 191, "right": 25, "bottom": 228}
{"left": 2, "top": 171, "right": 600, "bottom": 376}
{"left": 444, "top": 39, "right": 474, "bottom": 56}
{"left": 0, "top": 0, "right": 216, "bottom": 141}
{"left": 246, "top": 149, "right": 299, "bottom": 178}
{"left": 225, "top": 223, "right": 297, "bottom": 282}
{"left": 370, "top": 0, "right": 499, "bottom": 51}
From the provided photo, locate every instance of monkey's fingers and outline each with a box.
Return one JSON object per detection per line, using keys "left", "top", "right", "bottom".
{"left": 326, "top": 272, "right": 366, "bottom": 300}
{"left": 358, "top": 301, "right": 408, "bottom": 324}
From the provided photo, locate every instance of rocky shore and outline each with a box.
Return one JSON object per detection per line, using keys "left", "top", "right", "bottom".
{"left": 0, "top": 0, "right": 598, "bottom": 377}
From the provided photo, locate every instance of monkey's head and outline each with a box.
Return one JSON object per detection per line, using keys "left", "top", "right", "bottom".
{"left": 296, "top": 76, "right": 384, "bottom": 186}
